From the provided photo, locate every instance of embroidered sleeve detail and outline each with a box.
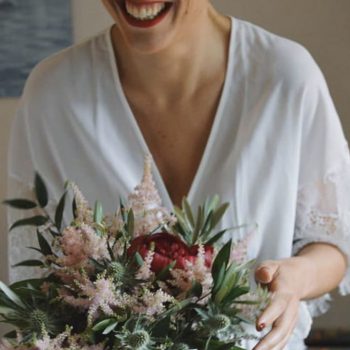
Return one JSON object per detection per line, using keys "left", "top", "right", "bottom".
{"left": 293, "top": 154, "right": 350, "bottom": 317}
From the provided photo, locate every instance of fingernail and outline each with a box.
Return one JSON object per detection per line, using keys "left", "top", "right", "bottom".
{"left": 257, "top": 322, "right": 265, "bottom": 331}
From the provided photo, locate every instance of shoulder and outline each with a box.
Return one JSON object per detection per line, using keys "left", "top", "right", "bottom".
{"left": 235, "top": 17, "right": 326, "bottom": 91}
{"left": 21, "top": 28, "right": 110, "bottom": 103}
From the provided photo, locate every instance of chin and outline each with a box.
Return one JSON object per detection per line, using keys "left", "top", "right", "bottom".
{"left": 121, "top": 30, "right": 174, "bottom": 55}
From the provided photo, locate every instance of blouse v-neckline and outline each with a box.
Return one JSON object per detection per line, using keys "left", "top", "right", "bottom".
{"left": 106, "top": 16, "right": 237, "bottom": 209}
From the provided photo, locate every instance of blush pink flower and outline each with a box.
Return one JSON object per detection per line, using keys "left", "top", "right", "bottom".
{"left": 126, "top": 154, "right": 177, "bottom": 237}
{"left": 58, "top": 224, "right": 109, "bottom": 268}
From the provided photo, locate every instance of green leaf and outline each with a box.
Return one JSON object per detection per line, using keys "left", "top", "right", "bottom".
{"left": 222, "top": 286, "right": 250, "bottom": 305}
{"left": 0, "top": 305, "right": 14, "bottom": 316}
{"left": 194, "top": 307, "right": 208, "bottom": 319}
{"left": 27, "top": 246, "right": 42, "bottom": 254}
{"left": 37, "top": 230, "right": 52, "bottom": 256}
{"left": 35, "top": 172, "right": 48, "bottom": 208}
{"left": 201, "top": 209, "right": 214, "bottom": 239}
{"left": 205, "top": 229, "right": 227, "bottom": 246}
{"left": 119, "top": 197, "right": 127, "bottom": 222}
{"left": 3, "top": 330, "right": 17, "bottom": 339}
{"left": 192, "top": 206, "right": 204, "bottom": 245}
{"left": 182, "top": 197, "right": 195, "bottom": 228}
{"left": 94, "top": 201, "right": 103, "bottom": 224}
{"left": 207, "top": 195, "right": 220, "bottom": 213}
{"left": 133, "top": 252, "right": 144, "bottom": 267}
{"left": 215, "top": 263, "right": 241, "bottom": 303}
{"left": 212, "top": 240, "right": 232, "bottom": 285}
{"left": 2, "top": 199, "right": 37, "bottom": 209}
{"left": 127, "top": 209, "right": 134, "bottom": 236}
{"left": 211, "top": 202, "right": 230, "bottom": 229}
{"left": 72, "top": 198, "right": 77, "bottom": 219}
{"left": 174, "top": 206, "right": 191, "bottom": 231}
{"left": 156, "top": 260, "right": 176, "bottom": 280}
{"left": 92, "top": 318, "right": 115, "bottom": 332}
{"left": 12, "top": 260, "right": 44, "bottom": 267}
{"left": 9, "top": 215, "right": 48, "bottom": 231}
{"left": 187, "top": 281, "right": 203, "bottom": 299}
{"left": 0, "top": 281, "right": 26, "bottom": 309}
{"left": 102, "top": 321, "right": 118, "bottom": 334}
{"left": 212, "top": 263, "right": 226, "bottom": 295}
{"left": 55, "top": 192, "right": 67, "bottom": 230}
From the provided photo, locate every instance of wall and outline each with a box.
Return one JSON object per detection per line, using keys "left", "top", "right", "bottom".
{"left": 0, "top": 0, "right": 349, "bottom": 331}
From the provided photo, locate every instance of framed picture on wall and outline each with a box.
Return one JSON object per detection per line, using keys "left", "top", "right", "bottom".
{"left": 0, "top": 0, "right": 72, "bottom": 97}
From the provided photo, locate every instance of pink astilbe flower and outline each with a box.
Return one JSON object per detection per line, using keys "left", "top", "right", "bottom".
{"left": 126, "top": 154, "right": 177, "bottom": 237}
{"left": 57, "top": 224, "right": 109, "bottom": 268}
{"left": 230, "top": 228, "right": 255, "bottom": 264}
{"left": 60, "top": 275, "right": 133, "bottom": 325}
{"left": 68, "top": 182, "right": 94, "bottom": 224}
{"left": 104, "top": 210, "right": 124, "bottom": 236}
{"left": 132, "top": 288, "right": 174, "bottom": 317}
{"left": 135, "top": 249, "right": 155, "bottom": 280}
{"left": 170, "top": 244, "right": 213, "bottom": 302}
{"left": 34, "top": 329, "right": 105, "bottom": 350}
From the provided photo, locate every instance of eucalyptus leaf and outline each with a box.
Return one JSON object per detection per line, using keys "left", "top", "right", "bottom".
{"left": 37, "top": 230, "right": 52, "bottom": 256}
{"left": 72, "top": 198, "right": 77, "bottom": 219}
{"left": 12, "top": 260, "right": 45, "bottom": 268}
{"left": 34, "top": 172, "right": 48, "bottom": 208}
{"left": 9, "top": 215, "right": 48, "bottom": 231}
{"left": 2, "top": 199, "right": 37, "bottom": 210}
{"left": 55, "top": 191, "right": 67, "bottom": 230}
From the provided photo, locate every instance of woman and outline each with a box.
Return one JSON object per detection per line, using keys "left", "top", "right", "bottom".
{"left": 7, "top": 0, "right": 350, "bottom": 349}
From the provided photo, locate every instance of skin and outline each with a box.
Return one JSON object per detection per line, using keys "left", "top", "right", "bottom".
{"left": 101, "top": 1, "right": 348, "bottom": 348}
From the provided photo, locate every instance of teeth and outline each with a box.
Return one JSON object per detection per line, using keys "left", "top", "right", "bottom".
{"left": 125, "top": 1, "right": 166, "bottom": 21}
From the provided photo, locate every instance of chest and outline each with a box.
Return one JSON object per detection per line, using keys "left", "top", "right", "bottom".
{"left": 123, "top": 82, "right": 225, "bottom": 207}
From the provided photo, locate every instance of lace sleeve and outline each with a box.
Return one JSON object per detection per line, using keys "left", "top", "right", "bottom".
{"left": 6, "top": 174, "right": 56, "bottom": 283}
{"left": 293, "top": 141, "right": 350, "bottom": 317}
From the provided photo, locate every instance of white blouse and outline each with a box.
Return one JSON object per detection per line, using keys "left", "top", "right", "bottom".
{"left": 6, "top": 16, "right": 350, "bottom": 349}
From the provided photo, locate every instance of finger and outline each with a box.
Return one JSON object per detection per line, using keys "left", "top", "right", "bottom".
{"left": 256, "top": 293, "right": 288, "bottom": 331}
{"left": 267, "top": 312, "right": 299, "bottom": 350}
{"left": 255, "top": 261, "right": 279, "bottom": 284}
{"left": 254, "top": 298, "right": 299, "bottom": 350}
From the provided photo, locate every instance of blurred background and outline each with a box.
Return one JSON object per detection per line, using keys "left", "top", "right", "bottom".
{"left": 0, "top": 0, "right": 349, "bottom": 347}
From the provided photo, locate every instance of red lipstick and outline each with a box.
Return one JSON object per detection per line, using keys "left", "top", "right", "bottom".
{"left": 116, "top": 0, "right": 173, "bottom": 28}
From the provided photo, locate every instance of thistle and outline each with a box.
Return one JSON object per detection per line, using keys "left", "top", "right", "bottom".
{"left": 126, "top": 330, "right": 151, "bottom": 349}
{"left": 205, "top": 314, "right": 231, "bottom": 332}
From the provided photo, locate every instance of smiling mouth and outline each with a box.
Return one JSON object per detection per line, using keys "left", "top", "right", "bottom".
{"left": 116, "top": 0, "right": 173, "bottom": 25}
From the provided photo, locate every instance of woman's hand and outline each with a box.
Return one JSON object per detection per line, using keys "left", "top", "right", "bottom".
{"left": 252, "top": 243, "right": 347, "bottom": 350}
{"left": 252, "top": 258, "right": 306, "bottom": 350}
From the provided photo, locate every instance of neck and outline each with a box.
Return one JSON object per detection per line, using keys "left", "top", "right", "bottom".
{"left": 110, "top": 5, "right": 231, "bottom": 107}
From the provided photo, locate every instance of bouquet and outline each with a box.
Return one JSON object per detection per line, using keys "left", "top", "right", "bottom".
{"left": 0, "top": 154, "right": 269, "bottom": 350}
